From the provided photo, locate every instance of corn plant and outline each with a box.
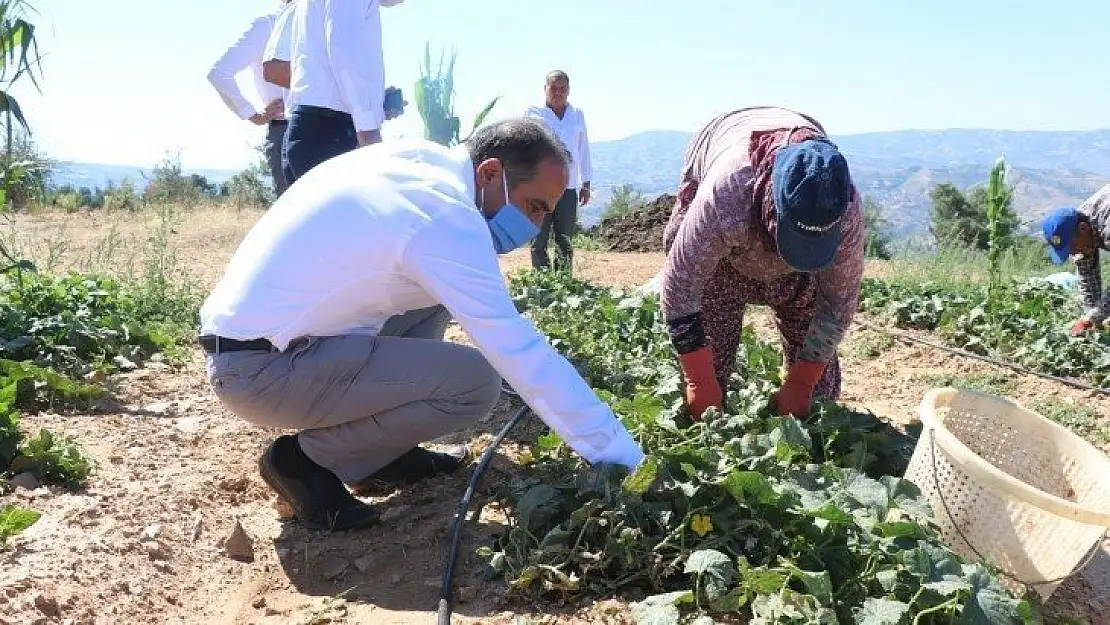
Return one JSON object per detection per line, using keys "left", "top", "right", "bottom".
{"left": 0, "top": 0, "right": 42, "bottom": 208}
{"left": 413, "top": 43, "right": 500, "bottom": 147}
{"left": 985, "top": 157, "right": 1012, "bottom": 327}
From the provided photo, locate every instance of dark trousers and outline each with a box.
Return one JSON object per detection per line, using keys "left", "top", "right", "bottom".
{"left": 264, "top": 120, "right": 290, "bottom": 198}
{"left": 531, "top": 188, "right": 578, "bottom": 272}
{"left": 282, "top": 105, "right": 358, "bottom": 185}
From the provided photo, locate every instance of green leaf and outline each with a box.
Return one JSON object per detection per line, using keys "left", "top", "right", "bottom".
{"left": 770, "top": 417, "right": 813, "bottom": 451}
{"left": 622, "top": 455, "right": 659, "bottom": 495}
{"left": 788, "top": 566, "right": 833, "bottom": 604}
{"left": 803, "top": 500, "right": 854, "bottom": 525}
{"left": 721, "top": 470, "right": 777, "bottom": 505}
{"left": 854, "top": 597, "right": 910, "bottom": 625}
{"left": 0, "top": 504, "right": 40, "bottom": 543}
{"left": 465, "top": 96, "right": 501, "bottom": 139}
{"left": 924, "top": 577, "right": 972, "bottom": 597}
{"left": 515, "top": 484, "right": 558, "bottom": 530}
{"left": 684, "top": 549, "right": 733, "bottom": 578}
{"left": 741, "top": 568, "right": 788, "bottom": 595}
{"left": 630, "top": 591, "right": 693, "bottom": 625}
{"left": 630, "top": 602, "right": 680, "bottom": 625}
{"left": 874, "top": 520, "right": 928, "bottom": 539}
{"left": 876, "top": 569, "right": 899, "bottom": 592}
{"left": 842, "top": 469, "right": 890, "bottom": 512}
{"left": 958, "top": 566, "right": 1031, "bottom": 625}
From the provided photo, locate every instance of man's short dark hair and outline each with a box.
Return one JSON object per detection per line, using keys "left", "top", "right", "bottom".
{"left": 465, "top": 118, "right": 571, "bottom": 188}
{"left": 546, "top": 70, "right": 569, "bottom": 85}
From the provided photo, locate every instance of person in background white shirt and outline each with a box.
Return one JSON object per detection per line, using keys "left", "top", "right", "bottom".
{"left": 260, "top": 0, "right": 405, "bottom": 173}
{"left": 525, "top": 70, "right": 592, "bottom": 274}
{"left": 199, "top": 118, "right": 644, "bottom": 530}
{"left": 280, "top": 0, "right": 404, "bottom": 186}
{"left": 207, "top": 1, "right": 292, "bottom": 198}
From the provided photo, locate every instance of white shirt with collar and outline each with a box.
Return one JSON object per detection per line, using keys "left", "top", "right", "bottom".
{"left": 525, "top": 103, "right": 592, "bottom": 190}
{"left": 199, "top": 138, "right": 644, "bottom": 470}
{"left": 287, "top": 0, "right": 404, "bottom": 132}
{"left": 207, "top": 8, "right": 287, "bottom": 121}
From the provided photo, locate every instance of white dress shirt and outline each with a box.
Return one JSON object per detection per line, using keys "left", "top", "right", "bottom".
{"left": 207, "top": 9, "right": 287, "bottom": 121}
{"left": 263, "top": 0, "right": 295, "bottom": 63}
{"left": 525, "top": 103, "right": 592, "bottom": 190}
{"left": 199, "top": 139, "right": 644, "bottom": 469}
{"left": 287, "top": 0, "right": 403, "bottom": 132}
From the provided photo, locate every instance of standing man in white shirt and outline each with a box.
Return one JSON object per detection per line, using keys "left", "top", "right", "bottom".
{"left": 199, "top": 118, "right": 644, "bottom": 530}
{"left": 207, "top": 2, "right": 292, "bottom": 198}
{"left": 281, "top": 0, "right": 404, "bottom": 185}
{"left": 525, "top": 70, "right": 592, "bottom": 274}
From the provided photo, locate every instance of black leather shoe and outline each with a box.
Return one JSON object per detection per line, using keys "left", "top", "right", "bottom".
{"left": 350, "top": 444, "right": 471, "bottom": 497}
{"left": 259, "top": 439, "right": 380, "bottom": 531}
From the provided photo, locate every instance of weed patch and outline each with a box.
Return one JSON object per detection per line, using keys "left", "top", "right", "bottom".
{"left": 1029, "top": 400, "right": 1109, "bottom": 445}
{"left": 858, "top": 278, "right": 1110, "bottom": 388}
{"left": 848, "top": 331, "right": 893, "bottom": 360}
{"left": 919, "top": 372, "right": 1016, "bottom": 396}
{"left": 0, "top": 248, "right": 199, "bottom": 487}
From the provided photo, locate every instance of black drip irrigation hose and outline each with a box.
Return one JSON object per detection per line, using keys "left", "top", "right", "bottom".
{"left": 437, "top": 386, "right": 531, "bottom": 625}
{"left": 853, "top": 318, "right": 1110, "bottom": 397}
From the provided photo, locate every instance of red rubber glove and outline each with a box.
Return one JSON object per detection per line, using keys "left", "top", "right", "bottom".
{"left": 772, "top": 359, "right": 827, "bottom": 419}
{"left": 1069, "top": 318, "right": 1095, "bottom": 337}
{"left": 677, "top": 346, "right": 723, "bottom": 421}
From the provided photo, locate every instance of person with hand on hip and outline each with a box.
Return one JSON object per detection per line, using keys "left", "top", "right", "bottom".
{"left": 206, "top": 1, "right": 292, "bottom": 198}
{"left": 525, "top": 70, "right": 592, "bottom": 274}
{"left": 660, "top": 106, "right": 865, "bottom": 422}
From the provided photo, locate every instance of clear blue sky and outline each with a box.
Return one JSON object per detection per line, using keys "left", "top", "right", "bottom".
{"left": 16, "top": 0, "right": 1110, "bottom": 170}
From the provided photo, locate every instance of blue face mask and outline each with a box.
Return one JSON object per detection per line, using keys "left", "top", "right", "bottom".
{"left": 483, "top": 170, "right": 540, "bottom": 254}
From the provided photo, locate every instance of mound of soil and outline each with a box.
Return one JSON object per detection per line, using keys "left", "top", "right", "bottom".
{"left": 586, "top": 193, "right": 675, "bottom": 253}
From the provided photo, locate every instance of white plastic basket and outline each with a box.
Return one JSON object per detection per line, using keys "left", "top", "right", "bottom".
{"left": 904, "top": 387, "right": 1110, "bottom": 599}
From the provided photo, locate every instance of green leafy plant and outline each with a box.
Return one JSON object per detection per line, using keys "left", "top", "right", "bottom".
{"left": 0, "top": 258, "right": 195, "bottom": 487}
{"left": 0, "top": 503, "right": 39, "bottom": 547}
{"left": 413, "top": 43, "right": 500, "bottom": 147}
{"left": 858, "top": 277, "right": 1110, "bottom": 394}
{"left": 480, "top": 270, "right": 1037, "bottom": 624}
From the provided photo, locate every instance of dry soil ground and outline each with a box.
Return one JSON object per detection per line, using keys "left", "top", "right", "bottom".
{"left": 0, "top": 205, "right": 1107, "bottom": 625}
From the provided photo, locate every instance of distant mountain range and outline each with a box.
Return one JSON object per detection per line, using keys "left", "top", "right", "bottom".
{"left": 51, "top": 128, "right": 1110, "bottom": 241}
{"left": 586, "top": 129, "right": 1110, "bottom": 239}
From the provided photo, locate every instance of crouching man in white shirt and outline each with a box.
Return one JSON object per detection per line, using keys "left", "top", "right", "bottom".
{"left": 199, "top": 118, "right": 645, "bottom": 531}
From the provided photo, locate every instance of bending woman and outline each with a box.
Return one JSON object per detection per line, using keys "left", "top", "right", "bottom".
{"left": 660, "top": 106, "right": 865, "bottom": 420}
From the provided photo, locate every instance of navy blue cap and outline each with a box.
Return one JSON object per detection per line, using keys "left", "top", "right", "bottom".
{"left": 771, "top": 139, "right": 852, "bottom": 272}
{"left": 1041, "top": 206, "right": 1080, "bottom": 265}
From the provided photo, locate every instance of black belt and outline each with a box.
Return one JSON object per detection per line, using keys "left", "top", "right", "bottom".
{"left": 198, "top": 335, "right": 276, "bottom": 354}
{"left": 293, "top": 105, "right": 352, "bottom": 119}
{"left": 269, "top": 119, "right": 288, "bottom": 127}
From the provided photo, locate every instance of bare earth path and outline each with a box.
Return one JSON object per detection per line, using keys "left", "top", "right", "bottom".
{"left": 1, "top": 206, "right": 1107, "bottom": 624}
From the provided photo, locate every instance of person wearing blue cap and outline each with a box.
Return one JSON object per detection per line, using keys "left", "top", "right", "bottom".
{"left": 1041, "top": 184, "right": 1110, "bottom": 336}
{"left": 659, "top": 106, "right": 865, "bottom": 421}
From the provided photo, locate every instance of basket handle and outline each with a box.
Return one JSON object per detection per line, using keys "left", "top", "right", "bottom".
{"left": 927, "top": 431, "right": 1105, "bottom": 588}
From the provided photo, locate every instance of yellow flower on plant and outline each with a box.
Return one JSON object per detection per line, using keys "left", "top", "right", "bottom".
{"left": 690, "top": 514, "right": 713, "bottom": 537}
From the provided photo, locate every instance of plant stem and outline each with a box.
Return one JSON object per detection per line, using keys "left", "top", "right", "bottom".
{"left": 912, "top": 596, "right": 960, "bottom": 625}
